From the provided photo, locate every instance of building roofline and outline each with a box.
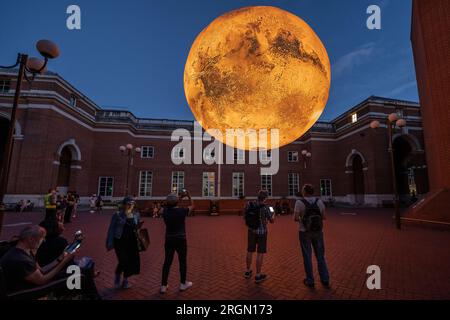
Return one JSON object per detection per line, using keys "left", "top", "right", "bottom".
{"left": 0, "top": 69, "right": 102, "bottom": 112}
{"left": 329, "top": 95, "right": 420, "bottom": 124}
{"left": 1, "top": 70, "right": 419, "bottom": 130}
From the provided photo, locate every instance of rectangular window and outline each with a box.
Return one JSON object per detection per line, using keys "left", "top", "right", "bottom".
{"left": 351, "top": 113, "right": 358, "bottom": 123}
{"left": 172, "top": 147, "right": 185, "bottom": 160}
{"left": 260, "top": 174, "right": 273, "bottom": 196}
{"left": 69, "top": 95, "right": 77, "bottom": 107}
{"left": 98, "top": 177, "right": 114, "bottom": 197}
{"left": 139, "top": 171, "right": 153, "bottom": 197}
{"left": 288, "top": 151, "right": 299, "bottom": 162}
{"left": 320, "top": 179, "right": 332, "bottom": 197}
{"left": 232, "top": 172, "right": 244, "bottom": 198}
{"left": 288, "top": 173, "right": 300, "bottom": 197}
{"left": 234, "top": 149, "right": 245, "bottom": 161}
{"left": 171, "top": 171, "right": 185, "bottom": 194}
{"left": 0, "top": 79, "right": 11, "bottom": 93}
{"left": 202, "top": 172, "right": 215, "bottom": 197}
{"left": 260, "top": 150, "right": 272, "bottom": 162}
{"left": 141, "top": 146, "right": 154, "bottom": 159}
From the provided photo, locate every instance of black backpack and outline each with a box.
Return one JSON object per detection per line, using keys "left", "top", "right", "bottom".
{"left": 301, "top": 198, "right": 323, "bottom": 232}
{"left": 245, "top": 202, "right": 262, "bottom": 230}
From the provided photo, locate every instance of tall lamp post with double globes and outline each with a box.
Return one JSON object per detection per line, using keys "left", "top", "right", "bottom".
{"left": 0, "top": 40, "right": 59, "bottom": 236}
{"left": 301, "top": 149, "right": 312, "bottom": 169}
{"left": 120, "top": 144, "right": 141, "bottom": 197}
{"left": 370, "top": 113, "right": 407, "bottom": 230}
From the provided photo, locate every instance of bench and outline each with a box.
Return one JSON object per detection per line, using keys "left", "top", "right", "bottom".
{"left": 218, "top": 199, "right": 246, "bottom": 215}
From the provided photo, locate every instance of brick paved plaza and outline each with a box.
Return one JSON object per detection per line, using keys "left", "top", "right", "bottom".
{"left": 1, "top": 209, "right": 450, "bottom": 300}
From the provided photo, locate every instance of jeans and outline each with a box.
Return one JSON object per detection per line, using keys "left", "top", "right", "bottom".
{"left": 161, "top": 237, "right": 187, "bottom": 286}
{"left": 299, "top": 231, "right": 329, "bottom": 284}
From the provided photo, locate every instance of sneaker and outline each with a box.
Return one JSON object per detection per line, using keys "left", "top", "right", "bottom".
{"left": 244, "top": 270, "right": 253, "bottom": 279}
{"left": 303, "top": 279, "right": 315, "bottom": 288}
{"left": 321, "top": 281, "right": 331, "bottom": 289}
{"left": 122, "top": 279, "right": 132, "bottom": 289}
{"left": 160, "top": 285, "right": 169, "bottom": 294}
{"left": 255, "top": 274, "right": 267, "bottom": 283}
{"left": 179, "top": 281, "right": 193, "bottom": 291}
{"left": 114, "top": 274, "right": 122, "bottom": 289}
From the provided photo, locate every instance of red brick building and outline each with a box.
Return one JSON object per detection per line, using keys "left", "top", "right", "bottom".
{"left": 0, "top": 70, "right": 429, "bottom": 209}
{"left": 408, "top": 0, "right": 450, "bottom": 223}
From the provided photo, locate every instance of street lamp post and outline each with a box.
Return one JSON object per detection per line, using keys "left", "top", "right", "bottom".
{"left": 370, "top": 113, "right": 407, "bottom": 230}
{"left": 0, "top": 40, "right": 59, "bottom": 236}
{"left": 301, "top": 149, "right": 312, "bottom": 169}
{"left": 119, "top": 144, "right": 141, "bottom": 196}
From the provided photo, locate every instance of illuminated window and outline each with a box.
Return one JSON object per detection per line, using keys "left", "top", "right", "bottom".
{"left": 98, "top": 177, "right": 114, "bottom": 197}
{"left": 320, "top": 179, "right": 332, "bottom": 197}
{"left": 202, "top": 172, "right": 215, "bottom": 197}
{"left": 351, "top": 113, "right": 358, "bottom": 123}
{"left": 171, "top": 171, "right": 184, "bottom": 194}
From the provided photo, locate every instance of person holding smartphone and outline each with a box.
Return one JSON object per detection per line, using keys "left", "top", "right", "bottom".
{"left": 0, "top": 225, "right": 100, "bottom": 299}
{"left": 160, "top": 190, "right": 194, "bottom": 293}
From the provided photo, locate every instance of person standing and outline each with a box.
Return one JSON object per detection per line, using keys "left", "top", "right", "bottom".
{"left": 44, "top": 189, "right": 57, "bottom": 220}
{"left": 160, "top": 191, "right": 194, "bottom": 294}
{"left": 294, "top": 184, "right": 330, "bottom": 288}
{"left": 64, "top": 192, "right": 75, "bottom": 223}
{"left": 244, "top": 190, "right": 275, "bottom": 284}
{"left": 106, "top": 196, "right": 142, "bottom": 289}
{"left": 89, "top": 194, "right": 96, "bottom": 213}
{"left": 96, "top": 195, "right": 103, "bottom": 213}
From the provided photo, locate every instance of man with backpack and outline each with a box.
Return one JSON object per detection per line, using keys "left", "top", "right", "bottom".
{"left": 294, "top": 184, "right": 330, "bottom": 288}
{"left": 244, "top": 190, "right": 275, "bottom": 284}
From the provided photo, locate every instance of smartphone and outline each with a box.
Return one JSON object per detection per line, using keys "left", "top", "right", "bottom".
{"left": 269, "top": 206, "right": 275, "bottom": 214}
{"left": 65, "top": 240, "right": 82, "bottom": 254}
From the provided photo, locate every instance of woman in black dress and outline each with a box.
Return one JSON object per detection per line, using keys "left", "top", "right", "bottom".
{"left": 106, "top": 196, "right": 142, "bottom": 289}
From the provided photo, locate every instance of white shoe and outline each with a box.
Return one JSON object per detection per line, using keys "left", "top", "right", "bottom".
{"left": 160, "top": 285, "right": 169, "bottom": 294}
{"left": 180, "top": 281, "right": 193, "bottom": 291}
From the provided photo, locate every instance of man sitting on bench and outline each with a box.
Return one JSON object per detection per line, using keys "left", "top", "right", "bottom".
{"left": 0, "top": 225, "right": 99, "bottom": 299}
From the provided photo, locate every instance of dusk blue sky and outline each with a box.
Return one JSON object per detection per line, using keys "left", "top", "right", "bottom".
{"left": 0, "top": 0, "right": 418, "bottom": 121}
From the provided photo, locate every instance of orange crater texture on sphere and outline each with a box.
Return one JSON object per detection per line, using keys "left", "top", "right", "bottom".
{"left": 184, "top": 6, "right": 331, "bottom": 150}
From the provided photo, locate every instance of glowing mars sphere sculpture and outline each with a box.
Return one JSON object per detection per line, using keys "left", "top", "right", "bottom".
{"left": 184, "top": 6, "right": 331, "bottom": 150}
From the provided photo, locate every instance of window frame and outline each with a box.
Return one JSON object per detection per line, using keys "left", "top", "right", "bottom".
{"left": 260, "top": 174, "right": 273, "bottom": 196}
{"left": 232, "top": 172, "right": 245, "bottom": 198}
{"left": 288, "top": 151, "right": 299, "bottom": 163}
{"left": 138, "top": 171, "right": 153, "bottom": 197}
{"left": 0, "top": 79, "right": 11, "bottom": 93}
{"left": 171, "top": 171, "right": 185, "bottom": 194}
{"left": 288, "top": 173, "right": 300, "bottom": 197}
{"left": 98, "top": 176, "right": 114, "bottom": 197}
{"left": 202, "top": 172, "right": 215, "bottom": 197}
{"left": 140, "top": 146, "right": 155, "bottom": 159}
{"left": 172, "top": 146, "right": 185, "bottom": 160}
{"left": 320, "top": 179, "right": 333, "bottom": 197}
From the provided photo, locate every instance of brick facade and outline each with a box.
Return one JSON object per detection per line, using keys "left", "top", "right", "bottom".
{"left": 407, "top": 0, "right": 450, "bottom": 223}
{"left": 0, "top": 70, "right": 429, "bottom": 208}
